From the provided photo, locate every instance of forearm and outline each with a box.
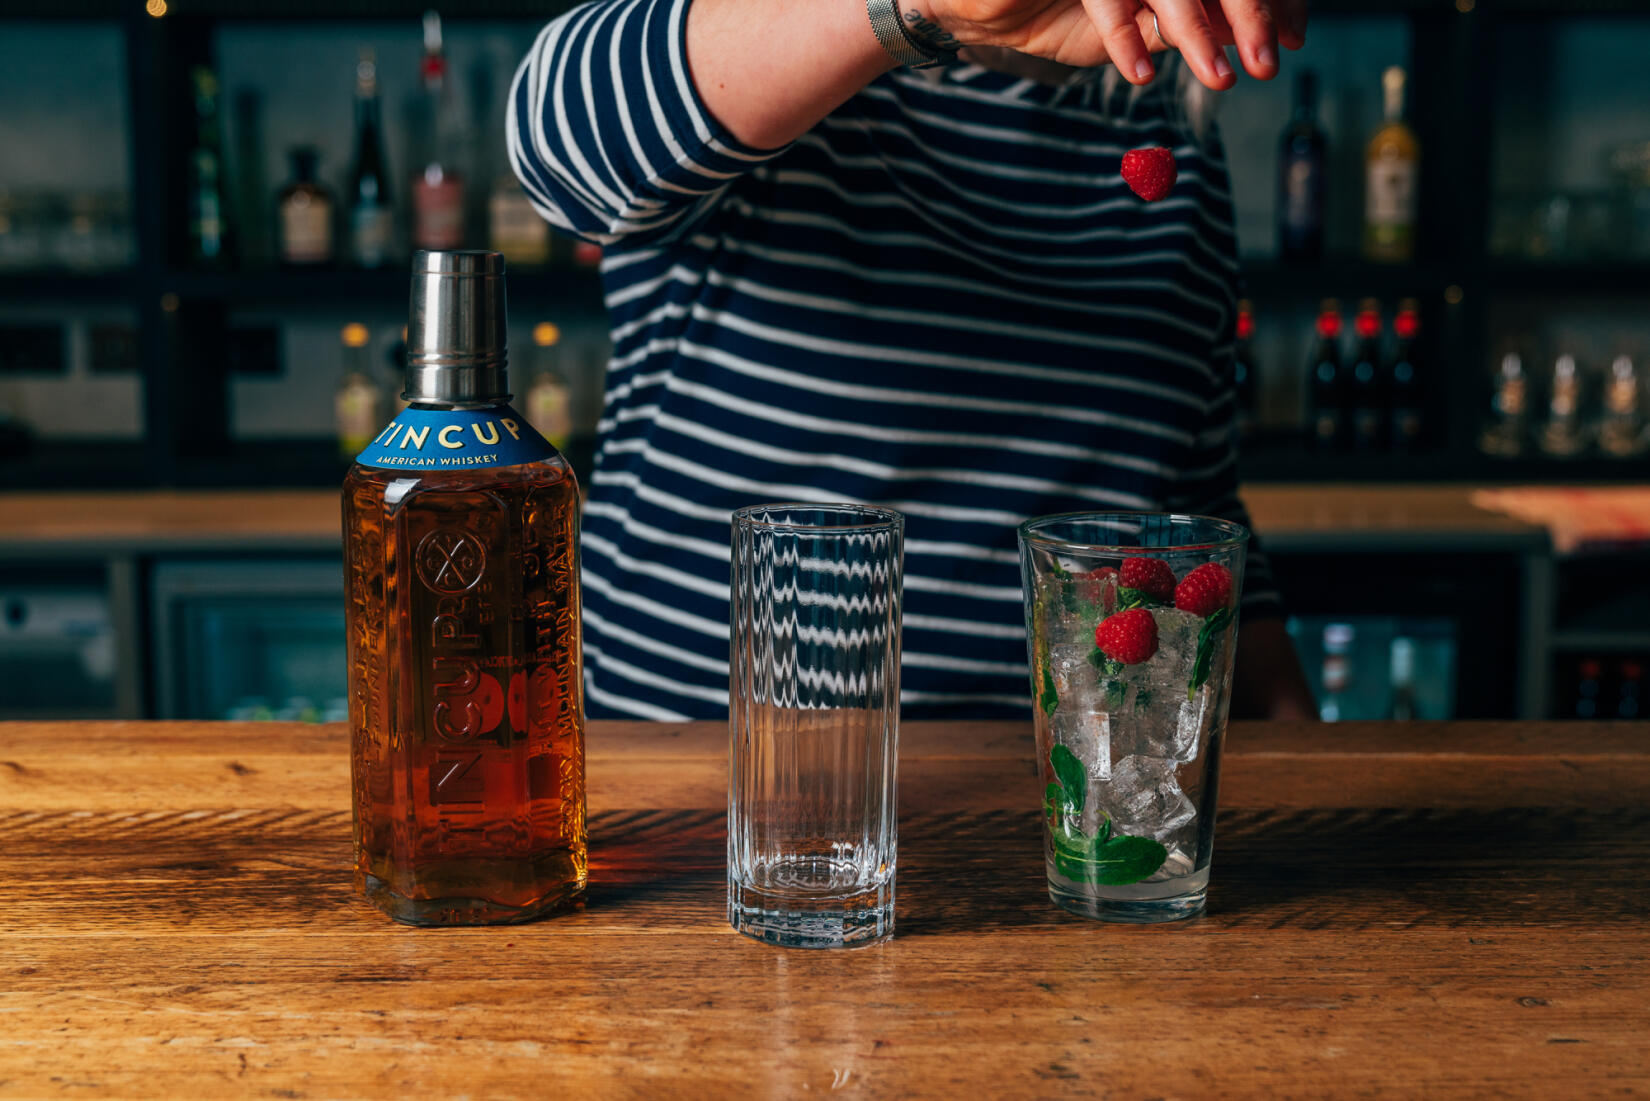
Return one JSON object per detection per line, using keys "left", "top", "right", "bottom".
{"left": 1231, "top": 617, "right": 1316, "bottom": 721}
{"left": 684, "top": 0, "right": 898, "bottom": 150}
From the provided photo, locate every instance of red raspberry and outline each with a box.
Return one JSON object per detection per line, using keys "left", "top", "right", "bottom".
{"left": 1095, "top": 607, "right": 1159, "bottom": 665}
{"left": 1077, "top": 566, "right": 1118, "bottom": 612}
{"left": 1120, "top": 147, "right": 1177, "bottom": 202}
{"left": 1120, "top": 557, "right": 1175, "bottom": 603}
{"left": 1174, "top": 562, "right": 1234, "bottom": 618}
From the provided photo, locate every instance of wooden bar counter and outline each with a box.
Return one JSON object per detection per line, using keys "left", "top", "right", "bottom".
{"left": 2, "top": 720, "right": 1647, "bottom": 1097}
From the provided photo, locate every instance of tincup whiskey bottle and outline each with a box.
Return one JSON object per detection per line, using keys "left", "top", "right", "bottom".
{"left": 345, "top": 250, "right": 587, "bottom": 925}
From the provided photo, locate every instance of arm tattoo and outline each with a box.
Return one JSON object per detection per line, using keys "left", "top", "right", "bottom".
{"left": 902, "top": 10, "right": 963, "bottom": 53}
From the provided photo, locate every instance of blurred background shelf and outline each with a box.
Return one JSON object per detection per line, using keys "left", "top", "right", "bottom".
{"left": 164, "top": 265, "right": 603, "bottom": 306}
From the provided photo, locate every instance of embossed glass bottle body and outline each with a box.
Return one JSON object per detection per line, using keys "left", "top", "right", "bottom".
{"left": 345, "top": 460, "right": 585, "bottom": 924}
{"left": 345, "top": 249, "right": 586, "bottom": 925}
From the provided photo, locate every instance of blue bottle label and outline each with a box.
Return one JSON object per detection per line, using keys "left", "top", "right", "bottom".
{"left": 355, "top": 405, "right": 558, "bottom": 470}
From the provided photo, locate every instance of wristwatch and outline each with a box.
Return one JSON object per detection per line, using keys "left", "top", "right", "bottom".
{"left": 866, "top": 0, "right": 958, "bottom": 69}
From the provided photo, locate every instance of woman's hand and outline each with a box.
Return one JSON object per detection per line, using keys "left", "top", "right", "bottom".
{"left": 918, "top": 0, "right": 1306, "bottom": 88}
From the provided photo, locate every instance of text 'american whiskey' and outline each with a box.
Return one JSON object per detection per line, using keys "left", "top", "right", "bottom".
{"left": 344, "top": 249, "right": 587, "bottom": 926}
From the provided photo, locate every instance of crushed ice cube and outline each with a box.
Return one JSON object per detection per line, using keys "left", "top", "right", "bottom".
{"left": 1102, "top": 754, "right": 1197, "bottom": 840}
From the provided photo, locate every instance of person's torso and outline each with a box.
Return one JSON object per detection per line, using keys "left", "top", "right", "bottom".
{"left": 582, "top": 64, "right": 1239, "bottom": 720}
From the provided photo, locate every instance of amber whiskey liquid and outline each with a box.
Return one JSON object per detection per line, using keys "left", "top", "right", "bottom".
{"left": 345, "top": 250, "right": 586, "bottom": 925}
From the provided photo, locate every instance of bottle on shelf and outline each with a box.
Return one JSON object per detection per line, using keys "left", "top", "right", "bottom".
{"left": 1319, "top": 623, "right": 1354, "bottom": 722}
{"left": 335, "top": 323, "right": 384, "bottom": 459}
{"left": 1306, "top": 299, "right": 1346, "bottom": 450}
{"left": 1363, "top": 66, "right": 1419, "bottom": 264}
{"left": 1387, "top": 298, "right": 1423, "bottom": 450}
{"left": 344, "top": 249, "right": 587, "bottom": 926}
{"left": 187, "top": 66, "right": 232, "bottom": 267}
{"left": 1573, "top": 658, "right": 1603, "bottom": 719}
{"left": 490, "top": 177, "right": 551, "bottom": 267}
{"left": 232, "top": 89, "right": 270, "bottom": 268}
{"left": 1277, "top": 68, "right": 1327, "bottom": 262}
{"left": 277, "top": 147, "right": 336, "bottom": 267}
{"left": 411, "top": 11, "right": 467, "bottom": 252}
{"left": 1233, "top": 298, "right": 1258, "bottom": 440}
{"left": 1479, "top": 347, "right": 1529, "bottom": 458}
{"left": 1348, "top": 299, "right": 1386, "bottom": 452}
{"left": 1538, "top": 347, "right": 1591, "bottom": 458}
{"left": 348, "top": 48, "right": 395, "bottom": 269}
{"left": 1618, "top": 659, "right": 1644, "bottom": 720}
{"left": 1598, "top": 350, "right": 1647, "bottom": 458}
{"left": 525, "top": 322, "right": 574, "bottom": 449}
{"left": 1389, "top": 637, "right": 1417, "bottom": 721}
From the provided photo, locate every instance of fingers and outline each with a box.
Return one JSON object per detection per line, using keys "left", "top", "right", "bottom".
{"left": 1143, "top": 0, "right": 1234, "bottom": 90}
{"left": 1216, "top": 0, "right": 1279, "bottom": 78}
{"left": 1271, "top": 0, "right": 1308, "bottom": 49}
{"left": 1080, "top": 0, "right": 1159, "bottom": 85}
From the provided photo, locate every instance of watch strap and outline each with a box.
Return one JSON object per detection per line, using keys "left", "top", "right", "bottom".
{"left": 866, "top": 0, "right": 956, "bottom": 69}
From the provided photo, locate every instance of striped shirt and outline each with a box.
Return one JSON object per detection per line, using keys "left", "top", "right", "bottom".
{"left": 508, "top": 0, "right": 1280, "bottom": 721}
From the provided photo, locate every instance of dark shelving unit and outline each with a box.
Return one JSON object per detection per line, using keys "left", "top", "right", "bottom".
{"left": 1, "top": 0, "right": 1647, "bottom": 489}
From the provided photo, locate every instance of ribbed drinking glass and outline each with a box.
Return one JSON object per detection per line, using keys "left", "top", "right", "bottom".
{"left": 728, "top": 504, "right": 904, "bottom": 948}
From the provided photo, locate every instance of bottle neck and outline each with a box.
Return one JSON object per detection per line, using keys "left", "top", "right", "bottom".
{"left": 1383, "top": 83, "right": 1405, "bottom": 124}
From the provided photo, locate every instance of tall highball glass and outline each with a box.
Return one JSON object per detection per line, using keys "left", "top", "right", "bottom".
{"left": 1019, "top": 512, "right": 1248, "bottom": 923}
{"left": 728, "top": 504, "right": 904, "bottom": 948}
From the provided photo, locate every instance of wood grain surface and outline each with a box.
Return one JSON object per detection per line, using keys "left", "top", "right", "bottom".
{"left": 2, "top": 720, "right": 1647, "bottom": 1099}
{"left": 0, "top": 484, "right": 1547, "bottom": 554}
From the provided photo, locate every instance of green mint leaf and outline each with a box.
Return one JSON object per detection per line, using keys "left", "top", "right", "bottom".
{"left": 1049, "top": 561, "right": 1073, "bottom": 579}
{"left": 1096, "top": 813, "right": 1113, "bottom": 844}
{"left": 1102, "top": 678, "right": 1127, "bottom": 710}
{"left": 1088, "top": 647, "right": 1124, "bottom": 679}
{"left": 1038, "top": 636, "right": 1058, "bottom": 715}
{"left": 1084, "top": 834, "right": 1171, "bottom": 885}
{"left": 1187, "top": 605, "right": 1236, "bottom": 698}
{"left": 1118, "top": 587, "right": 1170, "bottom": 612}
{"left": 1053, "top": 830, "right": 1168, "bottom": 885}
{"left": 1134, "top": 687, "right": 1153, "bottom": 714}
{"left": 1043, "top": 782, "right": 1063, "bottom": 824}
{"left": 1049, "top": 743, "right": 1085, "bottom": 816}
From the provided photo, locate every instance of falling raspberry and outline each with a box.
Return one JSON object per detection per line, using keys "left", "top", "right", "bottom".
{"left": 1120, "top": 146, "right": 1177, "bottom": 202}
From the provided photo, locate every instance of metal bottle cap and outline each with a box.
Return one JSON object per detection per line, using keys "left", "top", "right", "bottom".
{"left": 403, "top": 250, "right": 510, "bottom": 406}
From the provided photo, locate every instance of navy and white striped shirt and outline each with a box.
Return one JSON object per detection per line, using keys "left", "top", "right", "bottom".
{"left": 508, "top": 0, "right": 1280, "bottom": 721}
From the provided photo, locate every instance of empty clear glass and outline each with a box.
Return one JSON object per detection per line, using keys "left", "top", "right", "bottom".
{"left": 1019, "top": 512, "right": 1248, "bottom": 923}
{"left": 728, "top": 504, "right": 903, "bottom": 948}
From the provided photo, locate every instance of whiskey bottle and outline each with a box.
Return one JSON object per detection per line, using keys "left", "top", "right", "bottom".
{"left": 277, "top": 147, "right": 336, "bottom": 267}
{"left": 1363, "top": 66, "right": 1419, "bottom": 264}
{"left": 335, "top": 323, "right": 383, "bottom": 459}
{"left": 344, "top": 250, "right": 587, "bottom": 925}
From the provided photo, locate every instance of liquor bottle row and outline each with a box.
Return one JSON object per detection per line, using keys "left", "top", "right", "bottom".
{"left": 1481, "top": 340, "right": 1649, "bottom": 460}
{"left": 1234, "top": 297, "right": 1425, "bottom": 451}
{"left": 1562, "top": 656, "right": 1645, "bottom": 721}
{"left": 1277, "top": 66, "right": 1420, "bottom": 263}
{"left": 189, "top": 14, "right": 592, "bottom": 273}
{"left": 333, "top": 319, "right": 597, "bottom": 459}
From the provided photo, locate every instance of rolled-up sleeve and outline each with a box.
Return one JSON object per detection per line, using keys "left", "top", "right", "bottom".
{"left": 507, "top": 0, "right": 788, "bottom": 248}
